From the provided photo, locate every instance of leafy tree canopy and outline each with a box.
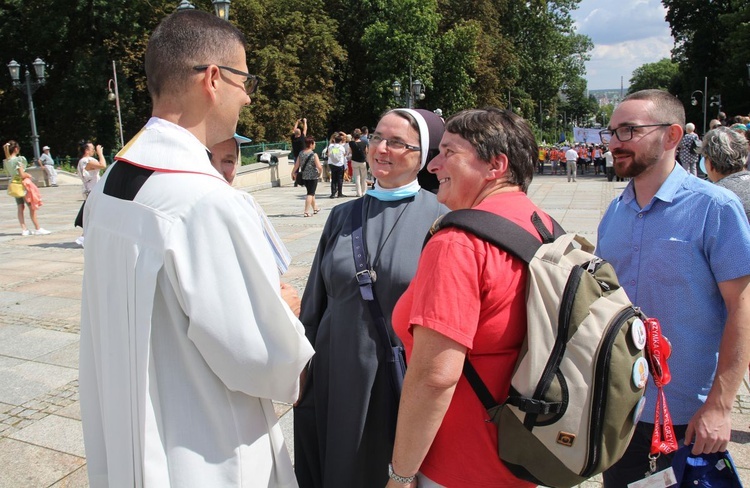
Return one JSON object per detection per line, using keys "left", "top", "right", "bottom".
{"left": 661, "top": 0, "right": 750, "bottom": 127}
{"left": 0, "top": 0, "right": 593, "bottom": 157}
{"left": 628, "top": 58, "right": 680, "bottom": 94}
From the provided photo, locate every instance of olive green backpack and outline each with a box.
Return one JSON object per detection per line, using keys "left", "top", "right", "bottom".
{"left": 426, "top": 209, "right": 648, "bottom": 488}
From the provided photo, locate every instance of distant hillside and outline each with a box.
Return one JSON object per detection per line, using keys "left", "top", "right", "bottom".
{"left": 588, "top": 88, "right": 627, "bottom": 106}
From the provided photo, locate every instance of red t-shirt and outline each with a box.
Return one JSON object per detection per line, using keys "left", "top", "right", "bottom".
{"left": 392, "top": 192, "right": 548, "bottom": 487}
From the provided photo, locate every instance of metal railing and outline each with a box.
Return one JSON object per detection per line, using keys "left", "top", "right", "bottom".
{"left": 239, "top": 140, "right": 330, "bottom": 166}
{"left": 47, "top": 140, "right": 334, "bottom": 169}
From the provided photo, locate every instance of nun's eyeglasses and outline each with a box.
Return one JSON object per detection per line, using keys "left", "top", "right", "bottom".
{"left": 370, "top": 134, "right": 420, "bottom": 152}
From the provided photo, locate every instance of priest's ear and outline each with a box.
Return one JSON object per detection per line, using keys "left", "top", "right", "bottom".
{"left": 199, "top": 65, "right": 223, "bottom": 102}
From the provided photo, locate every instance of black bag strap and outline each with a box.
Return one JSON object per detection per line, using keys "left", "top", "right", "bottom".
{"left": 299, "top": 152, "right": 314, "bottom": 173}
{"left": 462, "top": 359, "right": 497, "bottom": 409}
{"left": 350, "top": 198, "right": 398, "bottom": 354}
{"left": 464, "top": 357, "right": 564, "bottom": 415}
{"left": 424, "top": 209, "right": 564, "bottom": 262}
{"left": 426, "top": 209, "right": 565, "bottom": 413}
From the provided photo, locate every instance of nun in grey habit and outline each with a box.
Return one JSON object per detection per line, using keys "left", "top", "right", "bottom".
{"left": 294, "top": 109, "right": 448, "bottom": 488}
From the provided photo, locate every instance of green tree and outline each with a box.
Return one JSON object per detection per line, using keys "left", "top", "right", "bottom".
{"left": 232, "top": 0, "right": 345, "bottom": 142}
{"left": 627, "top": 58, "right": 680, "bottom": 94}
{"left": 716, "top": 3, "right": 750, "bottom": 116}
{"left": 507, "top": 1, "right": 592, "bottom": 108}
{"left": 361, "top": 0, "right": 440, "bottom": 112}
{"left": 0, "top": 0, "right": 171, "bottom": 157}
{"left": 431, "top": 21, "right": 481, "bottom": 117}
{"left": 559, "top": 75, "right": 597, "bottom": 125}
{"left": 662, "top": 0, "right": 749, "bottom": 117}
{"left": 447, "top": 0, "right": 592, "bottom": 128}
{"left": 0, "top": 0, "right": 596, "bottom": 155}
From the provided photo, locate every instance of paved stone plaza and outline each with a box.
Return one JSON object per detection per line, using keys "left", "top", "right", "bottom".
{"left": 1, "top": 170, "right": 748, "bottom": 487}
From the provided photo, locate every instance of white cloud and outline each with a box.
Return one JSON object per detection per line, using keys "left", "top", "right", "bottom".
{"left": 571, "top": 0, "right": 674, "bottom": 89}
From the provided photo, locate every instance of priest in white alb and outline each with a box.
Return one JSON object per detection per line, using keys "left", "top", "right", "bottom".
{"left": 79, "top": 10, "right": 313, "bottom": 487}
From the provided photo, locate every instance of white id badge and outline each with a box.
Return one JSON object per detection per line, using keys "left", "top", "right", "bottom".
{"left": 627, "top": 467, "right": 677, "bottom": 488}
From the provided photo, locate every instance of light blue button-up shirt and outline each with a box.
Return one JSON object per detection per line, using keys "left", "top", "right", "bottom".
{"left": 597, "top": 163, "right": 750, "bottom": 424}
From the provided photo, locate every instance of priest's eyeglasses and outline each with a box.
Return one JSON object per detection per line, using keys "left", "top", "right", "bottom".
{"left": 370, "top": 134, "right": 420, "bottom": 152}
{"left": 599, "top": 124, "right": 671, "bottom": 144}
{"left": 193, "top": 65, "right": 259, "bottom": 95}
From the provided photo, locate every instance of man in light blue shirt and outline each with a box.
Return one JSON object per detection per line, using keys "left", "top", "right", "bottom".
{"left": 597, "top": 89, "right": 750, "bottom": 488}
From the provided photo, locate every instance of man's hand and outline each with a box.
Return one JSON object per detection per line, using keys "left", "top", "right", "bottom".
{"left": 96, "top": 144, "right": 104, "bottom": 156}
{"left": 684, "top": 401, "right": 732, "bottom": 454}
{"left": 280, "top": 282, "right": 301, "bottom": 317}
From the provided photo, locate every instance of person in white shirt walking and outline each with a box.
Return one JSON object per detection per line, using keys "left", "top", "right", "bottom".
{"left": 565, "top": 146, "right": 578, "bottom": 182}
{"left": 604, "top": 147, "right": 615, "bottom": 182}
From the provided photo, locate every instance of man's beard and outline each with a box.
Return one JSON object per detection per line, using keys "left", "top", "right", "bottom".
{"left": 613, "top": 150, "right": 658, "bottom": 178}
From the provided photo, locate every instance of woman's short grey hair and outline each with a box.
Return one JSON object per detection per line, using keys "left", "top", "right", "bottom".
{"left": 702, "top": 126, "right": 749, "bottom": 175}
{"left": 685, "top": 123, "right": 695, "bottom": 133}
{"left": 444, "top": 107, "right": 536, "bottom": 193}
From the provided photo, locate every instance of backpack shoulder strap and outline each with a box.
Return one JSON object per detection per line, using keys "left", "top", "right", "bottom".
{"left": 424, "top": 208, "right": 564, "bottom": 263}
{"left": 424, "top": 208, "right": 566, "bottom": 411}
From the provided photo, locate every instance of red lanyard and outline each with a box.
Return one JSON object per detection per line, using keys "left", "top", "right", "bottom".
{"left": 645, "top": 317, "right": 678, "bottom": 456}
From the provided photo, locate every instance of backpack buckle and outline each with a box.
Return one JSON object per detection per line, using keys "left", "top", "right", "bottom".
{"left": 509, "top": 396, "right": 563, "bottom": 415}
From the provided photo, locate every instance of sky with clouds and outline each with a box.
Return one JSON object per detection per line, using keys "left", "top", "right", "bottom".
{"left": 571, "top": 0, "right": 675, "bottom": 90}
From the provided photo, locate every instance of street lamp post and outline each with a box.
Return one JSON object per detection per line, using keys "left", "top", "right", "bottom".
{"left": 600, "top": 112, "right": 608, "bottom": 128}
{"left": 690, "top": 90, "right": 705, "bottom": 135}
{"left": 391, "top": 66, "right": 425, "bottom": 108}
{"left": 7, "top": 58, "right": 46, "bottom": 162}
{"left": 709, "top": 94, "right": 722, "bottom": 117}
{"left": 690, "top": 77, "right": 708, "bottom": 135}
{"left": 539, "top": 101, "right": 542, "bottom": 134}
{"left": 177, "top": 0, "right": 231, "bottom": 20}
{"left": 108, "top": 61, "right": 124, "bottom": 148}
{"left": 538, "top": 104, "right": 551, "bottom": 140}
{"left": 506, "top": 93, "right": 523, "bottom": 115}
{"left": 212, "top": 0, "right": 231, "bottom": 20}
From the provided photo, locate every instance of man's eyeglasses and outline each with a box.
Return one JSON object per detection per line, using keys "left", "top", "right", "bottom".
{"left": 599, "top": 124, "right": 672, "bottom": 143}
{"left": 193, "top": 65, "right": 259, "bottom": 95}
{"left": 370, "top": 134, "right": 420, "bottom": 152}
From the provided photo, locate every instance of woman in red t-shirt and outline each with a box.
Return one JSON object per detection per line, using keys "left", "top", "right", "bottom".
{"left": 387, "top": 108, "right": 552, "bottom": 488}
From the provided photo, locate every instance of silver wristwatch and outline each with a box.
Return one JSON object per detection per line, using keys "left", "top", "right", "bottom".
{"left": 388, "top": 463, "right": 416, "bottom": 484}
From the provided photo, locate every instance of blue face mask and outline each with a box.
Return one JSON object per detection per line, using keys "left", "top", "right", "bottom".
{"left": 366, "top": 179, "right": 421, "bottom": 201}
